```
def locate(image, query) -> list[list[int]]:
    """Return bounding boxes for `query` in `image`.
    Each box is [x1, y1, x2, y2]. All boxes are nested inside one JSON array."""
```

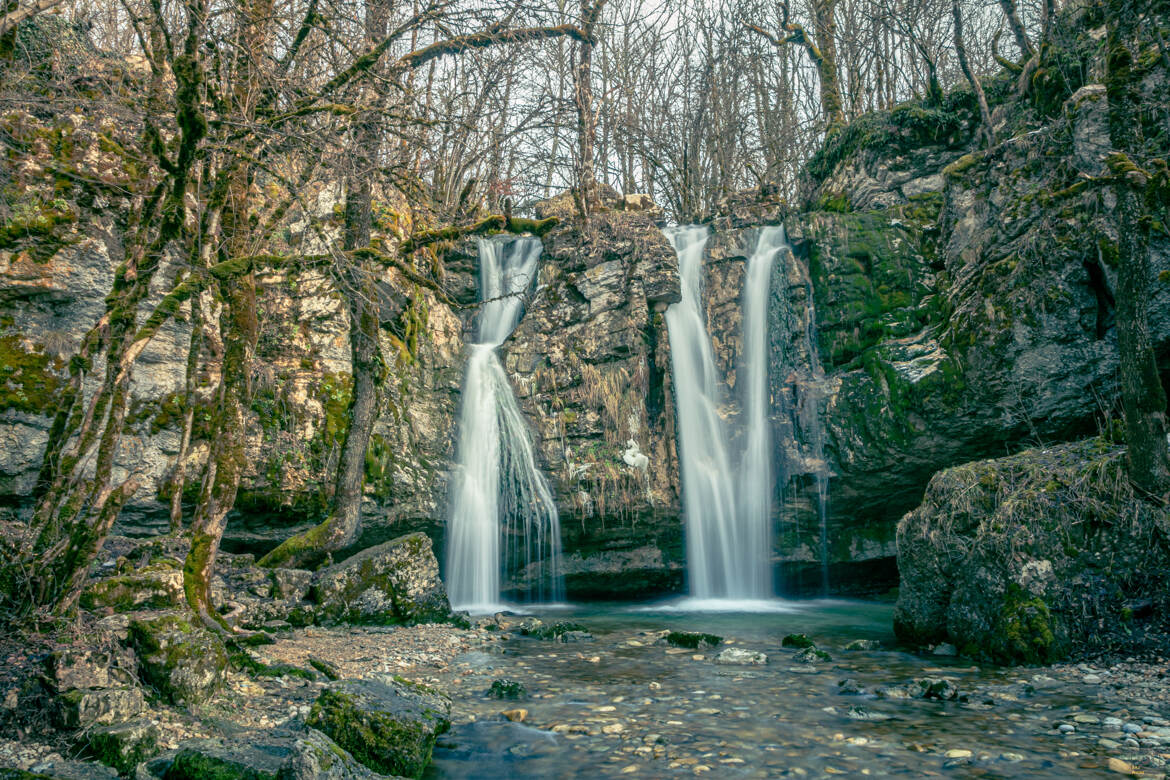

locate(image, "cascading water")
[[664, 225, 785, 602], [446, 235, 562, 613], [737, 226, 788, 595]]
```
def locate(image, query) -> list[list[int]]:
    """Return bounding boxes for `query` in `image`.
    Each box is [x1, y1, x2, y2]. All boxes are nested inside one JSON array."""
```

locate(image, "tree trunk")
[[1104, 0, 1170, 499], [258, 0, 388, 570], [952, 0, 995, 149], [811, 0, 844, 127], [995, 0, 1034, 59], [574, 0, 607, 226], [183, 0, 271, 627]]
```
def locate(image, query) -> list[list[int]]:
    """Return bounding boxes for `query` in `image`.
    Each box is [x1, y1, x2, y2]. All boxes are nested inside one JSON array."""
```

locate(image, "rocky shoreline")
[[5, 610, 1170, 778]]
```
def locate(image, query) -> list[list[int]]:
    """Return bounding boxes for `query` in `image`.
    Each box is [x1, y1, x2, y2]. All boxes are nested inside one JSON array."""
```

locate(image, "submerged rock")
[[793, 647, 832, 664], [311, 533, 451, 626], [780, 634, 815, 649], [306, 677, 451, 777], [714, 648, 768, 665], [487, 679, 527, 700], [663, 631, 722, 650]]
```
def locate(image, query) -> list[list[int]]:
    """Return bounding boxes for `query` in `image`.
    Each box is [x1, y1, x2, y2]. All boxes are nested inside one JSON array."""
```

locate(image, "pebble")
[[1107, 757, 1135, 774], [945, 749, 973, 759], [1073, 714, 1099, 724], [501, 709, 527, 722], [1122, 723, 1142, 734], [1058, 724, 1076, 734], [1083, 674, 1103, 684]]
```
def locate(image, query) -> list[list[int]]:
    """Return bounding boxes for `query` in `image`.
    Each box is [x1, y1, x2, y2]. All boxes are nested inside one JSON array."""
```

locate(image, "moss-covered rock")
[[160, 737, 289, 780], [86, 719, 161, 773], [276, 728, 386, 780], [305, 677, 451, 778], [128, 612, 228, 705], [310, 533, 451, 626], [895, 439, 1170, 664], [55, 685, 145, 729], [81, 561, 185, 612]]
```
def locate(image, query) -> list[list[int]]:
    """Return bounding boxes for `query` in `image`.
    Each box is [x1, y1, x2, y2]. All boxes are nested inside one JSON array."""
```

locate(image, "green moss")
[[487, 679, 527, 700], [781, 633, 815, 649], [0, 332, 64, 414], [166, 749, 277, 780], [997, 583, 1058, 665], [665, 631, 723, 649], [229, 651, 315, 680], [306, 688, 448, 778]]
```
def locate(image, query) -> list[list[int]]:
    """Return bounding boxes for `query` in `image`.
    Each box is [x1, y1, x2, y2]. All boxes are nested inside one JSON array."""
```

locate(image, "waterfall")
[[446, 235, 562, 613], [737, 226, 788, 596], [664, 225, 784, 601]]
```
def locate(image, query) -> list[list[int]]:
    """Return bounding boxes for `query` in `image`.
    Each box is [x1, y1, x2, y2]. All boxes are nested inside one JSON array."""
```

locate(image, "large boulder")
[[894, 439, 1170, 663], [305, 677, 451, 778], [128, 613, 228, 705], [311, 533, 451, 626], [277, 728, 389, 780]]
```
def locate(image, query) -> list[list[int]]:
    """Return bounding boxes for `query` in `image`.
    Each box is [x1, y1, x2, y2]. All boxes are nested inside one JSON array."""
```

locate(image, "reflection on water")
[[427, 601, 1114, 779]]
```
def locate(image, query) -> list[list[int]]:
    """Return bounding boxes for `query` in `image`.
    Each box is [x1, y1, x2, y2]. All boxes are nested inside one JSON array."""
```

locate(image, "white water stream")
[[446, 236, 562, 613], [664, 225, 786, 600]]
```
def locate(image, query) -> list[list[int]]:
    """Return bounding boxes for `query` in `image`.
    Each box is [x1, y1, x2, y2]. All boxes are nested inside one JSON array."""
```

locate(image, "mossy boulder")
[[128, 613, 228, 705], [86, 719, 161, 773], [664, 631, 722, 650], [81, 562, 185, 612], [895, 439, 1170, 664], [310, 533, 451, 626], [305, 677, 451, 778], [276, 728, 387, 780], [157, 736, 290, 779]]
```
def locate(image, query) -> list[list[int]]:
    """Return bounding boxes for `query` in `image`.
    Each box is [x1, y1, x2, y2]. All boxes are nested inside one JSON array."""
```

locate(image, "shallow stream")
[[427, 600, 1142, 778]]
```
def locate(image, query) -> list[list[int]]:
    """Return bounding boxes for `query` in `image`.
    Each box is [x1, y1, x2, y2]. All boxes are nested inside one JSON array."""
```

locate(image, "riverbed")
[[428, 599, 1168, 778]]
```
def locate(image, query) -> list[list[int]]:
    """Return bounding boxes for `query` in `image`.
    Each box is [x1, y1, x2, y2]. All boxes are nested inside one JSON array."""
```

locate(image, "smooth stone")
[[1058, 724, 1076, 734], [945, 749, 973, 759], [501, 709, 528, 722]]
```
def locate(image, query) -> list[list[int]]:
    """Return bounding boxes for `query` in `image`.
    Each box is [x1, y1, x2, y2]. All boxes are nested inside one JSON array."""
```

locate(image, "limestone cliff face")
[[699, 67, 1170, 594], [502, 197, 683, 598]]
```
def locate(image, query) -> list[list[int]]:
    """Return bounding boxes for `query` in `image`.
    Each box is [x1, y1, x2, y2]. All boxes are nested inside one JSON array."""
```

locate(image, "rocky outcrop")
[[128, 613, 228, 705], [894, 439, 1170, 663], [306, 677, 451, 778], [500, 195, 684, 598], [310, 532, 451, 626]]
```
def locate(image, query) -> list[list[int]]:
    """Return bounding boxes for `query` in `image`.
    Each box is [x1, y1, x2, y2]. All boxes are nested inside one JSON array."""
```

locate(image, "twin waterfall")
[[446, 227, 794, 610], [665, 225, 787, 602], [446, 236, 562, 612]]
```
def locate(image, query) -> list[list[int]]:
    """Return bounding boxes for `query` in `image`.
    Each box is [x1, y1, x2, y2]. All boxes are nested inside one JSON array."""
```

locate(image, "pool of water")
[[426, 599, 1123, 778]]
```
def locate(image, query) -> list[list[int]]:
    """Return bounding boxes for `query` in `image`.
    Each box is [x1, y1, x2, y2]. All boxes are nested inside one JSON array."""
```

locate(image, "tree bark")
[[1104, 0, 1170, 499], [952, 0, 995, 149], [995, 0, 1034, 59], [573, 0, 607, 226]]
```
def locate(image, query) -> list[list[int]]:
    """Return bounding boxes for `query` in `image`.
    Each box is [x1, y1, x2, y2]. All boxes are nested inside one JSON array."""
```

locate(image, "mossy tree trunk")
[[1104, 0, 1170, 500], [1, 7, 210, 620], [259, 0, 388, 571], [573, 0, 608, 227], [183, 0, 271, 627], [952, 0, 995, 149]]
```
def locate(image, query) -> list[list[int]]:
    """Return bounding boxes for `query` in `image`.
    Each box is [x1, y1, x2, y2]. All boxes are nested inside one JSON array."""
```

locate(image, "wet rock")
[[501, 709, 528, 723], [128, 613, 228, 705], [781, 634, 814, 649], [487, 679, 527, 700], [931, 643, 958, 656], [837, 679, 865, 695], [306, 677, 451, 777], [277, 728, 386, 780], [663, 632, 722, 650], [85, 719, 160, 773], [312, 533, 452, 626], [519, 621, 589, 641], [559, 630, 594, 643], [793, 647, 832, 664], [914, 678, 960, 701], [843, 639, 881, 651], [714, 648, 767, 665]]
